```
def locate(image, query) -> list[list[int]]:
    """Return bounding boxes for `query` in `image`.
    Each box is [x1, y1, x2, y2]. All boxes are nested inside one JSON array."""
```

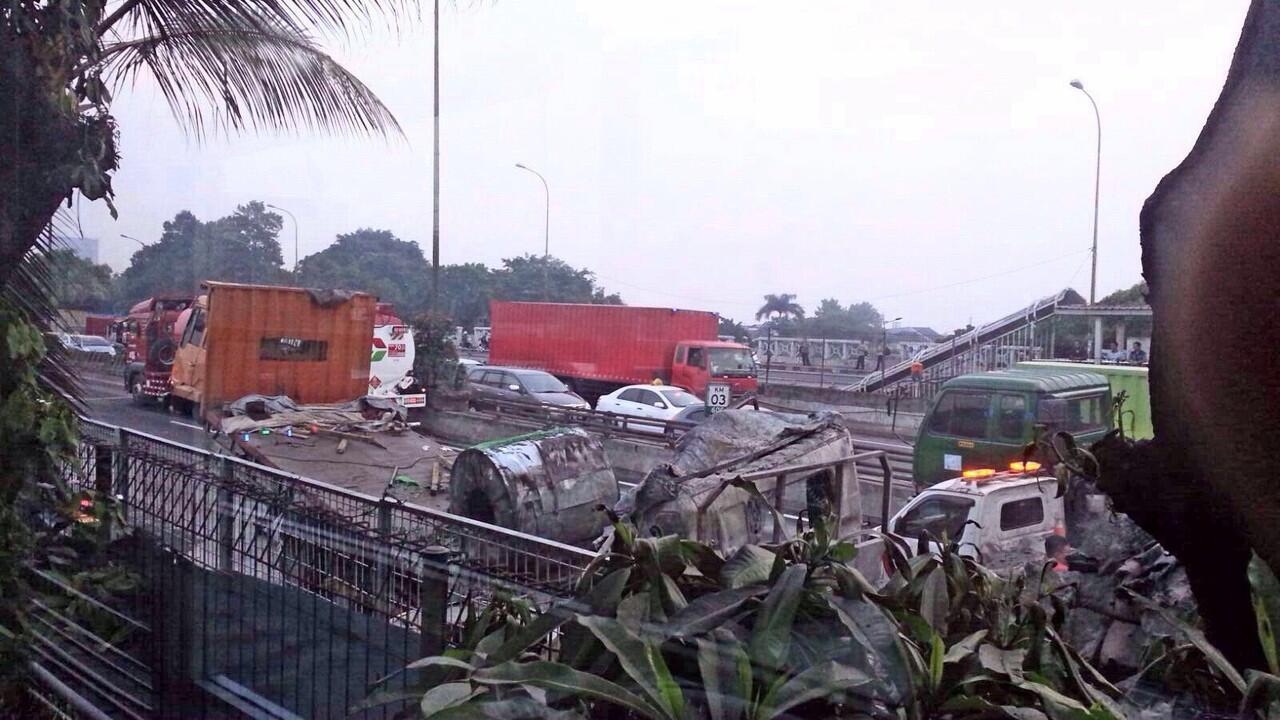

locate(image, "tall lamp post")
[[1070, 79, 1102, 305], [879, 316, 902, 375], [430, 0, 441, 311], [265, 203, 299, 279], [120, 234, 146, 248], [515, 163, 550, 299]]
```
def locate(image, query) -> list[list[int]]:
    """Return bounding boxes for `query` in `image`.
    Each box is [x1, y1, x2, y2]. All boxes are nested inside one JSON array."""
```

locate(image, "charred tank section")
[[619, 410, 858, 552], [449, 428, 619, 546]]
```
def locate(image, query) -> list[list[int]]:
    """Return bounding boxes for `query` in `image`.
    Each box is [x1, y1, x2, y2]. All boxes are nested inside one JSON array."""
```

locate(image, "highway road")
[[75, 371, 219, 449]]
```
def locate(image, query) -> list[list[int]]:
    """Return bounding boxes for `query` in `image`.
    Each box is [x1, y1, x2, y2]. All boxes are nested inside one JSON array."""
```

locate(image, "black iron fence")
[[53, 418, 595, 718]]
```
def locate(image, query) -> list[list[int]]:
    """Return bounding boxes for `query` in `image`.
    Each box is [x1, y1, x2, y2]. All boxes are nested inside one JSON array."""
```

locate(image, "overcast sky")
[[78, 2, 1250, 331]]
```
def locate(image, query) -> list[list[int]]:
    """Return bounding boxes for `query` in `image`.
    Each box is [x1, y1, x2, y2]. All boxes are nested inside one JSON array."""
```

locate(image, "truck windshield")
[[520, 373, 568, 393], [708, 348, 755, 375]]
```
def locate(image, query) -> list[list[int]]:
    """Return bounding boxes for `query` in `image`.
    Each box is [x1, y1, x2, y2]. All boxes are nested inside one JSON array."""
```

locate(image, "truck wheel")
[[129, 375, 148, 406]]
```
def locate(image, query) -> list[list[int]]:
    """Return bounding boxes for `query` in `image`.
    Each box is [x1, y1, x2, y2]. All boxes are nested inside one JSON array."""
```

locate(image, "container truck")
[[170, 282, 375, 420], [487, 300, 758, 402]]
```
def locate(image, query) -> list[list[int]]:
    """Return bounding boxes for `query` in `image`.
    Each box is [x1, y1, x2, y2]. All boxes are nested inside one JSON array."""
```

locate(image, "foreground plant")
[[374, 510, 1124, 719]]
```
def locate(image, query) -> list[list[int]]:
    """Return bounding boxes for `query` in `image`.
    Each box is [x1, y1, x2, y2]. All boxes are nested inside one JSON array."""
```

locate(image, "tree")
[[807, 298, 882, 340], [1097, 281, 1148, 306], [297, 228, 430, 314], [435, 263, 494, 328], [755, 294, 805, 383], [118, 203, 288, 304], [492, 255, 622, 305], [718, 316, 748, 341], [47, 249, 116, 312]]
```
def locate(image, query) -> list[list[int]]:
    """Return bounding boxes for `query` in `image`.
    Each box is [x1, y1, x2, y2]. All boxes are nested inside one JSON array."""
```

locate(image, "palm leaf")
[[100, 19, 402, 138]]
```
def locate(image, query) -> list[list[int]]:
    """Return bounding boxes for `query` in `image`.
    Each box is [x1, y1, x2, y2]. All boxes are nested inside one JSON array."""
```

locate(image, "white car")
[[63, 333, 117, 357], [595, 384, 703, 433]]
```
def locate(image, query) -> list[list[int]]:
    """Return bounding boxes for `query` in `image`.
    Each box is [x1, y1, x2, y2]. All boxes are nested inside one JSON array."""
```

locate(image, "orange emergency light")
[[961, 468, 996, 480], [1008, 461, 1042, 473]]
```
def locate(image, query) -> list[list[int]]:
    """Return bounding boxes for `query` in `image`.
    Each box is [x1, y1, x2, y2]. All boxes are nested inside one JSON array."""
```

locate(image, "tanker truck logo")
[[371, 337, 387, 362]]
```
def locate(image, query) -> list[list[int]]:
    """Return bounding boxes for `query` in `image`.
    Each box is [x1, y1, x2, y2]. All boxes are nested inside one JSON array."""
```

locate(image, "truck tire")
[[129, 374, 148, 406], [149, 338, 177, 367]]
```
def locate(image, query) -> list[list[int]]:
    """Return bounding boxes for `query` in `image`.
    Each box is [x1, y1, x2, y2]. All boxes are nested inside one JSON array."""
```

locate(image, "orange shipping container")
[[171, 282, 375, 414]]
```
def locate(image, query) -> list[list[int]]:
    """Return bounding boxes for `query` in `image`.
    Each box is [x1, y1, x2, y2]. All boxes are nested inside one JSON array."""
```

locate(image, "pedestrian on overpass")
[[799, 342, 811, 367], [855, 344, 867, 370]]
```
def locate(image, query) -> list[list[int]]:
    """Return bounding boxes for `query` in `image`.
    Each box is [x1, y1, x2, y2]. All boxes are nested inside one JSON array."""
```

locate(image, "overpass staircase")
[[847, 288, 1086, 395]]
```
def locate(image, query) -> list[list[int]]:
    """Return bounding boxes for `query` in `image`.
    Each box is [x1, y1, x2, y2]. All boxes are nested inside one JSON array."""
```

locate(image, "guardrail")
[[471, 395, 918, 485], [66, 419, 596, 603]]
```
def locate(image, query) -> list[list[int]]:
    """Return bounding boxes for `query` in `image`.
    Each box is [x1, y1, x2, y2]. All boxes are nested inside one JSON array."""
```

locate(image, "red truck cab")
[[122, 295, 193, 405], [671, 340, 758, 396]]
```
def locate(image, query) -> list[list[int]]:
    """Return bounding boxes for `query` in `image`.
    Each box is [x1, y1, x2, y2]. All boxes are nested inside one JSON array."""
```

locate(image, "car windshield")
[[77, 336, 111, 347], [519, 373, 568, 393], [660, 388, 700, 407], [708, 348, 755, 374]]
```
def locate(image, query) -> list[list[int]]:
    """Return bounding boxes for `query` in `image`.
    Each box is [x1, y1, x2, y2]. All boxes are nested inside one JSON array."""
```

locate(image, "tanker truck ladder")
[[847, 288, 1087, 395]]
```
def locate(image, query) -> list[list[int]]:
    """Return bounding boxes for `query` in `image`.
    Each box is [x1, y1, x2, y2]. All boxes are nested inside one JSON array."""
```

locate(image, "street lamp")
[[514, 163, 550, 257], [265, 203, 299, 279], [515, 163, 551, 300], [879, 316, 902, 374], [1070, 78, 1102, 304], [120, 234, 146, 248]]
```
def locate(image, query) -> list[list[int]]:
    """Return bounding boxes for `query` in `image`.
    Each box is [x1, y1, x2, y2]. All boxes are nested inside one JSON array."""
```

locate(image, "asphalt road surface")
[[75, 371, 219, 450]]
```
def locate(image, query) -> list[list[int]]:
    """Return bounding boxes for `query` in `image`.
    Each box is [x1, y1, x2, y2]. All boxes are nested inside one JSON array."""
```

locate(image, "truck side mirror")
[[1036, 398, 1068, 426]]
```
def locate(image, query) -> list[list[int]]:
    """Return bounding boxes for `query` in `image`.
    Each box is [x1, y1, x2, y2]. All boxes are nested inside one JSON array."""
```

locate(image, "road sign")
[[705, 382, 731, 413]]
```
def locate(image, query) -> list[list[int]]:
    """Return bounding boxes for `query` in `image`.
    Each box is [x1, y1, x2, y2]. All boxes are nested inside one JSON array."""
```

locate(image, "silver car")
[[466, 366, 589, 410]]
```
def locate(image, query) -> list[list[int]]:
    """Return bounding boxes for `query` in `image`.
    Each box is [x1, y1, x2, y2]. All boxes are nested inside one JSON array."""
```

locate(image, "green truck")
[[912, 363, 1153, 486], [912, 366, 1113, 486]]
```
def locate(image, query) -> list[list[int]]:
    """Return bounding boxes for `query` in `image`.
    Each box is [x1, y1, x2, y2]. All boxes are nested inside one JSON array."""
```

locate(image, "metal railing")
[[849, 288, 1085, 395], [474, 396, 702, 446], [60, 418, 601, 717]]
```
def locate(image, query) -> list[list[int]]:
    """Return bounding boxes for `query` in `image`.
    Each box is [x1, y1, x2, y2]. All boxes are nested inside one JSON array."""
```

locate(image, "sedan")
[[466, 366, 589, 410], [595, 384, 703, 434]]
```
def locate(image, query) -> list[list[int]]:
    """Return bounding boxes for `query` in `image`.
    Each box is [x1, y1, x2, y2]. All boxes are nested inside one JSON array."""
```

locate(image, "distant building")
[[60, 236, 100, 263]]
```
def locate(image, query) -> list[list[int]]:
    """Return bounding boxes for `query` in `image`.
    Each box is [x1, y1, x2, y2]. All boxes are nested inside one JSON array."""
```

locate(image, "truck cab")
[[121, 295, 193, 405], [912, 367, 1112, 486], [888, 468, 1067, 571], [670, 340, 758, 396]]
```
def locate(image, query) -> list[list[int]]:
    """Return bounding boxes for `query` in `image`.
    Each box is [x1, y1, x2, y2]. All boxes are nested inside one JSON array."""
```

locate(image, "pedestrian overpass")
[[847, 288, 1153, 396]]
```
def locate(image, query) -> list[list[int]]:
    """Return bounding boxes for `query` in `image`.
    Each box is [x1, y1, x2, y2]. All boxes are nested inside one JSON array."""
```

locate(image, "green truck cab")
[[913, 367, 1113, 486]]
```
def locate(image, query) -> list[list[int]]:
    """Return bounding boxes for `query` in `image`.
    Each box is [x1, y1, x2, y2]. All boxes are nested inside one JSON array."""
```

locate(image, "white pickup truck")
[[884, 467, 1092, 571]]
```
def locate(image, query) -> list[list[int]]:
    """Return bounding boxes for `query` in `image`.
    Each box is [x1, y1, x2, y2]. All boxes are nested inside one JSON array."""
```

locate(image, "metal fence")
[[58, 418, 596, 718]]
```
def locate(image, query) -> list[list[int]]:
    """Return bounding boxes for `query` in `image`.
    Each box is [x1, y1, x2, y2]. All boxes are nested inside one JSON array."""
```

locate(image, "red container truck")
[[488, 301, 758, 401]]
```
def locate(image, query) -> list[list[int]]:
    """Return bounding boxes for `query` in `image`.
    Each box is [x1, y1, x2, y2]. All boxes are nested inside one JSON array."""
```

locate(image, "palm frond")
[[98, 0, 417, 46], [101, 20, 403, 138], [12, 220, 83, 408]]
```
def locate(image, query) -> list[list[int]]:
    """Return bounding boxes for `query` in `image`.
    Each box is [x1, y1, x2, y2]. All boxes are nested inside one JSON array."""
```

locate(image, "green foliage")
[[297, 228, 429, 314], [47, 248, 117, 312], [490, 255, 622, 306], [754, 293, 804, 324], [118, 202, 288, 303], [393, 511, 1123, 720], [806, 298, 883, 341], [1097, 282, 1148, 307]]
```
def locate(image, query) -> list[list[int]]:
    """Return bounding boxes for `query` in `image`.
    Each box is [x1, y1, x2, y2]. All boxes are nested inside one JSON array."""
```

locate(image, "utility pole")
[[430, 0, 441, 311]]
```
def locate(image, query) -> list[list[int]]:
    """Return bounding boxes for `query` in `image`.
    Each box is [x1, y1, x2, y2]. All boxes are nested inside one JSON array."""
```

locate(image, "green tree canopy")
[[118, 202, 287, 304], [807, 298, 883, 340], [491, 255, 623, 306], [1098, 281, 1149, 306], [435, 262, 493, 328], [47, 249, 116, 312], [296, 228, 430, 314]]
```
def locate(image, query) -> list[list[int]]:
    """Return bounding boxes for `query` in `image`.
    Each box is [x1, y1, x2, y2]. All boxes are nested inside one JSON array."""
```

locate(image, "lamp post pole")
[[119, 234, 146, 248], [1070, 79, 1102, 304], [515, 163, 550, 300], [265, 204, 298, 279]]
